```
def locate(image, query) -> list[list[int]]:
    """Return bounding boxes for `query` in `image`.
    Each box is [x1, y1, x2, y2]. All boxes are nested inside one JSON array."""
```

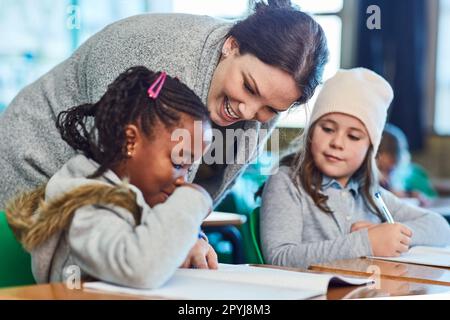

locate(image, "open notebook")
[[84, 264, 373, 300], [369, 246, 450, 268]]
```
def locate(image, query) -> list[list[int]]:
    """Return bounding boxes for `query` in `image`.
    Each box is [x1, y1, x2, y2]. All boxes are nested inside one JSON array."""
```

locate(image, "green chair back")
[[0, 211, 35, 287], [248, 207, 265, 264]]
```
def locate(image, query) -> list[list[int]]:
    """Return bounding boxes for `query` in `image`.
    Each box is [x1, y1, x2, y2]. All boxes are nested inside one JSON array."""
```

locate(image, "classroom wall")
[[277, 128, 303, 153], [406, 0, 450, 180], [413, 136, 450, 179]]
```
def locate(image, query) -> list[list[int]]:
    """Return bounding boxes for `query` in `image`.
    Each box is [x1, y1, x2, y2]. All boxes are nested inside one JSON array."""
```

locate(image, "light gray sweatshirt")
[[0, 13, 278, 209], [29, 154, 212, 289], [261, 166, 450, 269]]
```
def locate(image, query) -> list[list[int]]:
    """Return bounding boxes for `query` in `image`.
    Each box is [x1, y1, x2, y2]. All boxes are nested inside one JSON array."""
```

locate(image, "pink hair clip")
[[148, 71, 167, 99]]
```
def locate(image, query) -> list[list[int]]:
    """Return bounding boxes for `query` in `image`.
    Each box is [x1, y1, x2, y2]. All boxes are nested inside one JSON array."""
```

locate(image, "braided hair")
[[56, 66, 210, 177]]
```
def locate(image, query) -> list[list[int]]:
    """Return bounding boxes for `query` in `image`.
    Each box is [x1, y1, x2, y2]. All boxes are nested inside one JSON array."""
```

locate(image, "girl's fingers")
[[400, 225, 413, 237], [206, 245, 219, 269], [191, 254, 208, 269], [190, 240, 210, 269], [351, 221, 374, 232], [400, 235, 411, 246], [180, 258, 191, 269], [397, 242, 409, 253]]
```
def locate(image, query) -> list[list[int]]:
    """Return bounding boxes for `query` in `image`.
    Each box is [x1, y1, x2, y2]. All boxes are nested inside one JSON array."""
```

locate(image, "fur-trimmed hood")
[[6, 182, 140, 251], [5, 155, 144, 283]]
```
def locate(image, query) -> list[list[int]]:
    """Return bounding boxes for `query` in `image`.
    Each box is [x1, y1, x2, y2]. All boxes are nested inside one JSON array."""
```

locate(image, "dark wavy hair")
[[56, 66, 210, 178], [227, 0, 329, 105]]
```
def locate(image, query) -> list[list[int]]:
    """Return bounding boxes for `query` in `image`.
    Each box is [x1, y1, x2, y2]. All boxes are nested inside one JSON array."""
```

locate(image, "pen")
[[374, 192, 395, 224]]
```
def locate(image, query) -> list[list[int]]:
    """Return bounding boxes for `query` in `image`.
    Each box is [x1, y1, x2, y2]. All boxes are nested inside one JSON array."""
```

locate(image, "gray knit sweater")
[[0, 13, 278, 209]]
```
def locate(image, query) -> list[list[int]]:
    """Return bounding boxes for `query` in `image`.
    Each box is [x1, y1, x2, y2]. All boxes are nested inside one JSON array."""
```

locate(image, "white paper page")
[[84, 276, 321, 300], [192, 264, 372, 288], [369, 246, 450, 267], [84, 264, 372, 300]]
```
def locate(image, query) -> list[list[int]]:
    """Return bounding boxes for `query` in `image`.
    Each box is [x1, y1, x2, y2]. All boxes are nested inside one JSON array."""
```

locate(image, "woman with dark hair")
[[0, 0, 328, 267]]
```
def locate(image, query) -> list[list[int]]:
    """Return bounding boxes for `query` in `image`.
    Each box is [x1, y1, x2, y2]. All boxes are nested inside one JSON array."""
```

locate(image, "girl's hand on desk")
[[368, 223, 413, 257], [180, 238, 219, 270]]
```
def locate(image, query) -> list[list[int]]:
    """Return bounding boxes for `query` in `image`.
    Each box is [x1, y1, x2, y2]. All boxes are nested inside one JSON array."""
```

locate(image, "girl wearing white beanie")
[[260, 68, 450, 269]]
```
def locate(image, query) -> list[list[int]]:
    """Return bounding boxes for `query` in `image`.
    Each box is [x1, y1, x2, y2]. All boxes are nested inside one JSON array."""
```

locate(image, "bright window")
[[0, 0, 70, 111], [172, 0, 247, 18], [0, 0, 148, 111], [434, 0, 450, 135], [293, 0, 344, 14], [76, 0, 147, 45]]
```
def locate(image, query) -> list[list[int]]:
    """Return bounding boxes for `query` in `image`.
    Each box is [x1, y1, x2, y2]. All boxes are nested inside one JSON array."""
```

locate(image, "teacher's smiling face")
[[207, 37, 301, 127]]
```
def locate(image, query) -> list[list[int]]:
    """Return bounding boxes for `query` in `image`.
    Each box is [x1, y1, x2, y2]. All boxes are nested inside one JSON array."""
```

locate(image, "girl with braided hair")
[[6, 66, 215, 289]]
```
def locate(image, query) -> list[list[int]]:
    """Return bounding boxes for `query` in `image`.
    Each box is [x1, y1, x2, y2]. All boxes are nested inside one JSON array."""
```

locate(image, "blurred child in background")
[[376, 123, 438, 206]]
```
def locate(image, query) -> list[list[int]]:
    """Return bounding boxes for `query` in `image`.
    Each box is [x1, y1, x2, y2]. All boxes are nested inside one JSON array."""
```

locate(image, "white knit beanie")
[[309, 68, 394, 154]]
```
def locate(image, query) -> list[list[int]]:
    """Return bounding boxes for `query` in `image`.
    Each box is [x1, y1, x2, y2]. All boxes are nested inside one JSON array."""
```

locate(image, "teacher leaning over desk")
[[0, 0, 329, 267]]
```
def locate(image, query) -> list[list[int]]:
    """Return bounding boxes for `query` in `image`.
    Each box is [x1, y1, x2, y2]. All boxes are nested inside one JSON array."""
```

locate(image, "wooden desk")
[[310, 258, 450, 287], [256, 264, 450, 299], [1, 266, 449, 300], [0, 283, 150, 300], [325, 278, 449, 300]]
